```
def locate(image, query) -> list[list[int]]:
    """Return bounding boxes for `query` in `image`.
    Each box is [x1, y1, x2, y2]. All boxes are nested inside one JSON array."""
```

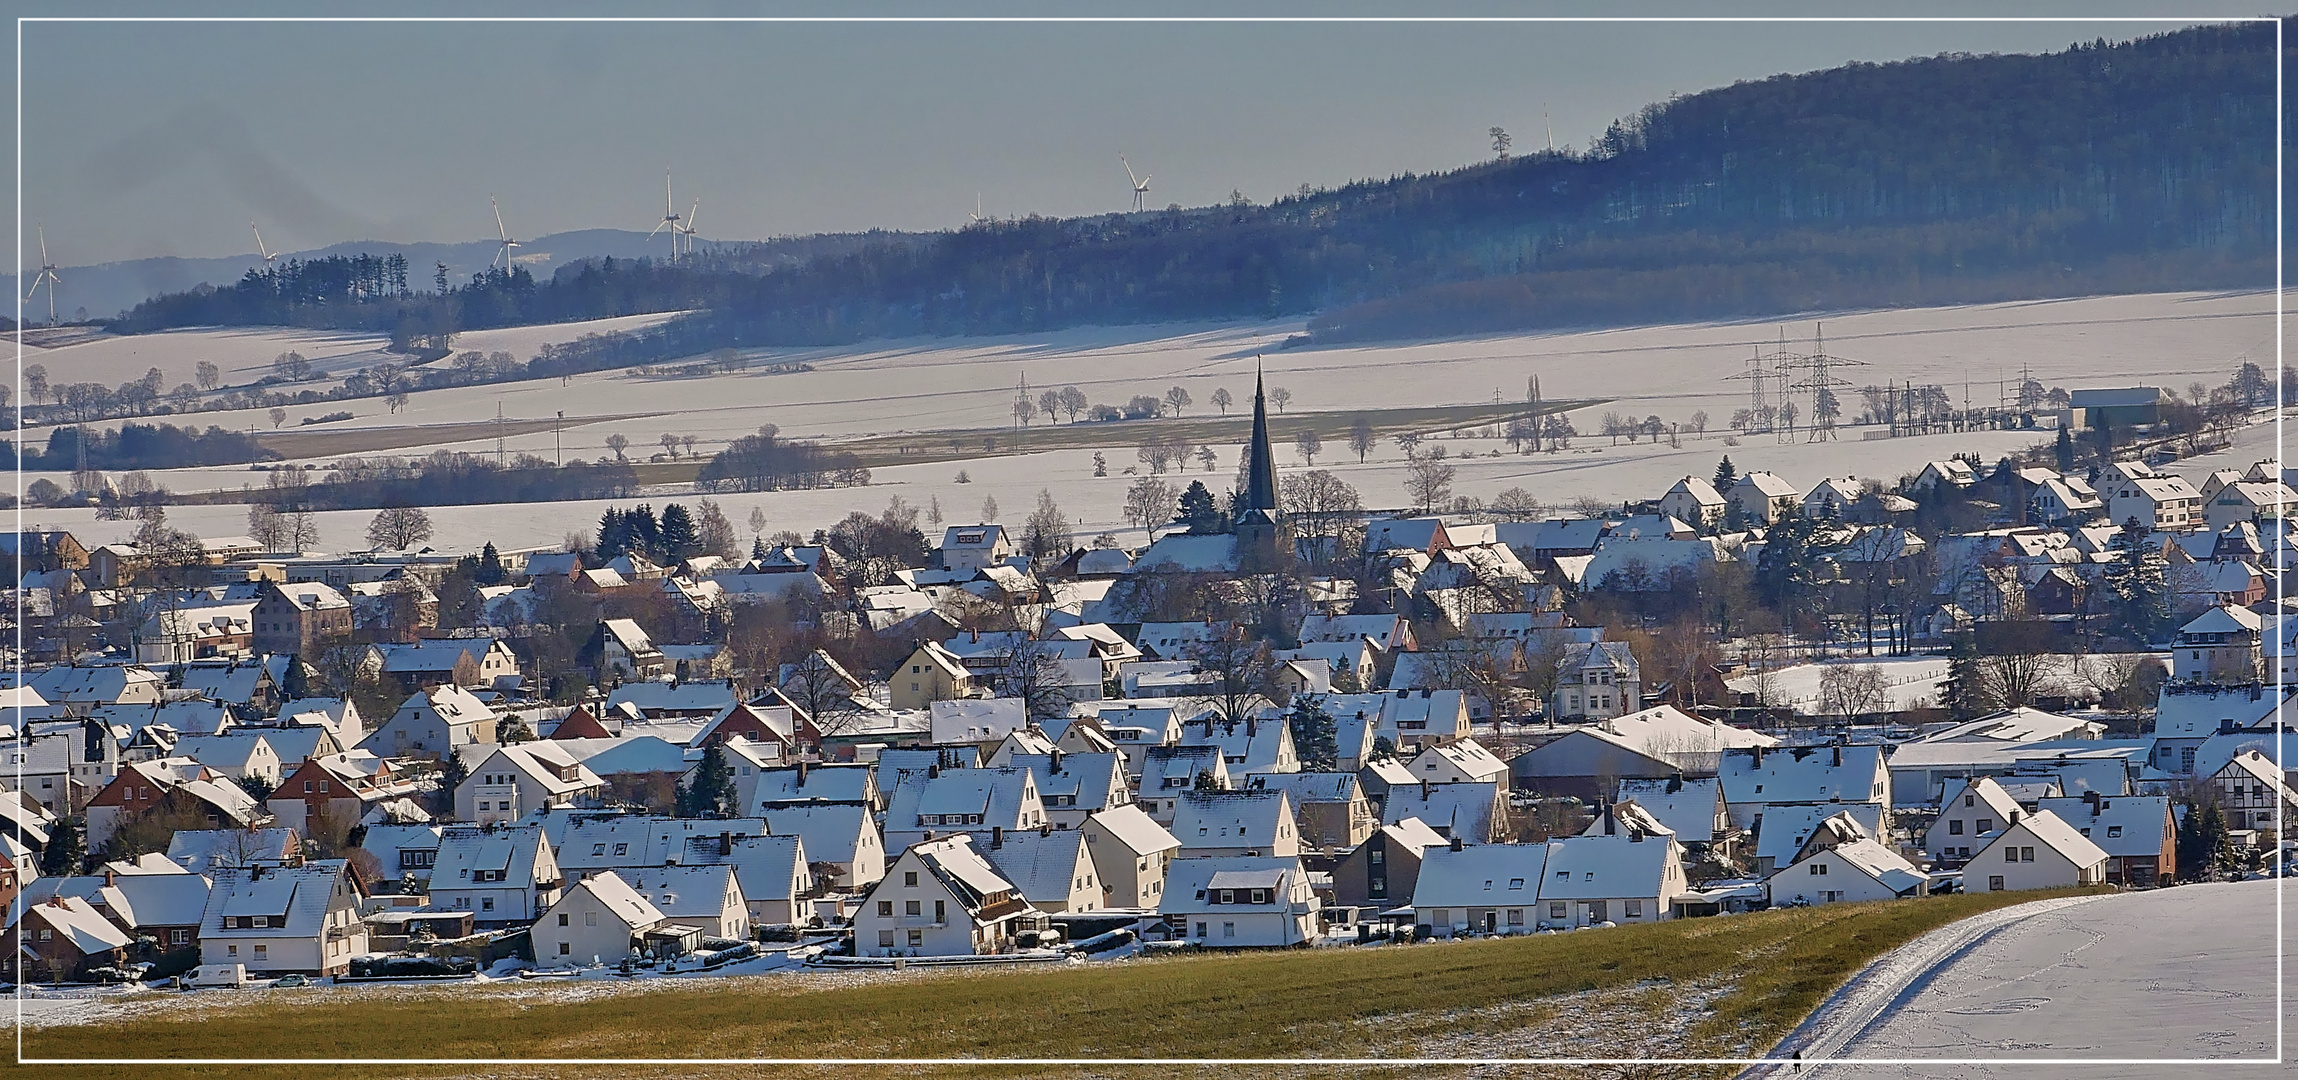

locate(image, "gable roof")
[[570, 871, 668, 928], [1408, 842, 1549, 910]]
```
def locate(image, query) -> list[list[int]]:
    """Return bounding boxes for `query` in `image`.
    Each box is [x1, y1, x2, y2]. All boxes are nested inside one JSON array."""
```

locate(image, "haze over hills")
[[47, 22, 2281, 360], [2, 228, 924, 325]]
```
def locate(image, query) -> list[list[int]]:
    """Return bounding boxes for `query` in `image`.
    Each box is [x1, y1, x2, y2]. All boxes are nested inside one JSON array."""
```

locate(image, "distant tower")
[[1235, 360, 1282, 566]]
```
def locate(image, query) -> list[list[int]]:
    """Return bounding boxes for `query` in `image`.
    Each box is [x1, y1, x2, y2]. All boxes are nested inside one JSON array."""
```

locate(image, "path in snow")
[[1744, 880, 2283, 1079]]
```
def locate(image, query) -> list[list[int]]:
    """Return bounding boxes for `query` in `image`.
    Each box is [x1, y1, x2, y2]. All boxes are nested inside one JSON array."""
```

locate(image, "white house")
[[1925, 776, 2025, 866], [684, 833, 813, 928], [1160, 855, 1319, 947], [1727, 471, 1802, 525], [1966, 809, 2110, 892], [1767, 836, 1929, 906], [457, 742, 605, 826], [358, 685, 498, 758], [1659, 476, 1726, 530], [615, 864, 749, 940], [762, 803, 885, 889], [854, 833, 1045, 956], [1404, 738, 1507, 787], [1080, 804, 1180, 909], [1409, 839, 1549, 937], [429, 825, 562, 926], [1535, 811, 1688, 929], [939, 524, 1015, 572], [2105, 474, 2202, 532], [533, 871, 676, 968], [197, 860, 367, 976]]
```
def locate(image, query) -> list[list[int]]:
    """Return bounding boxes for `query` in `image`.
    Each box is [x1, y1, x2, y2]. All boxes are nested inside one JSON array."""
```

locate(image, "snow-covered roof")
[[571, 871, 669, 929], [1538, 832, 1678, 900], [978, 828, 1090, 905], [684, 833, 808, 906], [1986, 808, 2111, 867], [21, 895, 134, 955], [1752, 803, 1887, 869], [1380, 782, 1499, 841], [616, 864, 741, 922], [760, 804, 874, 866], [1718, 744, 1887, 806], [1614, 776, 1725, 841], [1819, 838, 1928, 895], [2036, 795, 2171, 858], [1083, 804, 1181, 856], [1172, 789, 1293, 849]]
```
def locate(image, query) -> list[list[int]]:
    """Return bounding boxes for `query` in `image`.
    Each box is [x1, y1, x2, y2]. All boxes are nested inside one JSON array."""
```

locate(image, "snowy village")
[[0, 352, 2289, 1006]]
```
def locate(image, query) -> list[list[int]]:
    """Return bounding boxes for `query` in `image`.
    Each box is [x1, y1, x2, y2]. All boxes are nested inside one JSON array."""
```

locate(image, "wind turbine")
[[250, 220, 279, 265], [969, 193, 984, 224], [24, 226, 60, 324], [490, 195, 521, 270], [675, 199, 702, 259], [1121, 155, 1151, 213], [647, 171, 684, 261]]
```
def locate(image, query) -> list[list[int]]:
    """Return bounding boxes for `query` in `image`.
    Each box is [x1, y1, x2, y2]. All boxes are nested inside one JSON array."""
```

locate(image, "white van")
[[191, 963, 248, 988]]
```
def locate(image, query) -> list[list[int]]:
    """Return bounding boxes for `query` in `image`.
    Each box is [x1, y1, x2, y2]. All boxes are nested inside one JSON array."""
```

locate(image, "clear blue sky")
[[10, 2, 2256, 266]]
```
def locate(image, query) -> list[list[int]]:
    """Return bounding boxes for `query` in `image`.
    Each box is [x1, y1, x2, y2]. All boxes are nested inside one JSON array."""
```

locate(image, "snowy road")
[[1746, 881, 2284, 1078]]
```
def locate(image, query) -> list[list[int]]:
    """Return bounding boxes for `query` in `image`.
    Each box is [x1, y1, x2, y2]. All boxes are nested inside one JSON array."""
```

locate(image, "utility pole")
[[555, 410, 563, 467]]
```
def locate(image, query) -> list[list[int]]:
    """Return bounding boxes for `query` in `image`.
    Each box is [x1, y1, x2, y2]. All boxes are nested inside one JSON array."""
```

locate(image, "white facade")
[[534, 872, 667, 967], [1967, 810, 2110, 892]]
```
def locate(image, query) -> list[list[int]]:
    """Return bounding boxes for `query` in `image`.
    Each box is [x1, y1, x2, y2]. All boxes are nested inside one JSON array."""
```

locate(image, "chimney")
[[1050, 749, 1063, 775], [1419, 780, 1431, 801], [1753, 746, 1765, 768], [927, 764, 940, 780], [1666, 773, 1683, 794], [990, 826, 1004, 849], [1449, 836, 1463, 852], [795, 760, 808, 787], [1602, 802, 1616, 835], [720, 831, 733, 856], [2083, 790, 2103, 816], [1832, 745, 1842, 768], [103, 870, 116, 888]]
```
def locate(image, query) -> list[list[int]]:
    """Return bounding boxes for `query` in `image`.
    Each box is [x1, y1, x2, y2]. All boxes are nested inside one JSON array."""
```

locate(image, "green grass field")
[[22, 888, 2098, 1079]]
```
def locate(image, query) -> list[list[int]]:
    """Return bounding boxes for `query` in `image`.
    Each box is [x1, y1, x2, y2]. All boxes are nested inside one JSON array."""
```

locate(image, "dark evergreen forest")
[[109, 24, 2275, 358]]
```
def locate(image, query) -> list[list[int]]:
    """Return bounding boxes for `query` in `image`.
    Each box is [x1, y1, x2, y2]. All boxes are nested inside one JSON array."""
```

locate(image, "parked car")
[[271, 974, 309, 988]]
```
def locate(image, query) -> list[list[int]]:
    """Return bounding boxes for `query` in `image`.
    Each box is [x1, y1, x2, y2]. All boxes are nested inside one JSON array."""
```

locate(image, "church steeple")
[[1235, 359, 1280, 565], [1243, 362, 1278, 515]]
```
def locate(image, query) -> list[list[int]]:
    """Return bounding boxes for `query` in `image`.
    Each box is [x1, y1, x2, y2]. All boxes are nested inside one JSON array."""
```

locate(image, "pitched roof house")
[[197, 860, 367, 976], [854, 833, 1045, 956]]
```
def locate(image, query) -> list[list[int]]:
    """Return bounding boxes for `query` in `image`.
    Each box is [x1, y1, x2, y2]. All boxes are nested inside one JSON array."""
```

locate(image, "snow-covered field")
[[1726, 658, 1952, 712], [21, 290, 2283, 554], [16, 311, 690, 394]]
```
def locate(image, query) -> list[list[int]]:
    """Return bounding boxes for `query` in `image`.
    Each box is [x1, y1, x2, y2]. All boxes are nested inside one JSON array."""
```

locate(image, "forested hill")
[[111, 22, 2273, 354]]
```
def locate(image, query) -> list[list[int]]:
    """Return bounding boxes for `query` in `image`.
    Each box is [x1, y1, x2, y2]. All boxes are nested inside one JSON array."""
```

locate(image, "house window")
[[1988, 875, 2005, 891], [879, 931, 896, 948], [906, 930, 923, 948], [558, 914, 569, 926], [2107, 826, 2123, 838], [559, 942, 571, 955], [905, 872, 919, 887], [1508, 878, 1524, 890], [935, 900, 946, 923], [1506, 909, 1524, 926], [1976, 818, 1992, 833], [482, 897, 495, 911], [228, 945, 238, 956], [1222, 922, 1235, 939], [585, 912, 597, 926], [2006, 848, 2018, 863], [2020, 847, 2034, 862], [878, 901, 894, 917], [1948, 820, 1964, 835], [171, 930, 189, 945], [1811, 863, 1828, 875], [1218, 890, 1233, 904], [1624, 900, 1643, 918], [1249, 890, 1269, 905], [613, 844, 628, 856], [1194, 922, 1207, 937], [906, 900, 921, 916], [253, 945, 267, 960]]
